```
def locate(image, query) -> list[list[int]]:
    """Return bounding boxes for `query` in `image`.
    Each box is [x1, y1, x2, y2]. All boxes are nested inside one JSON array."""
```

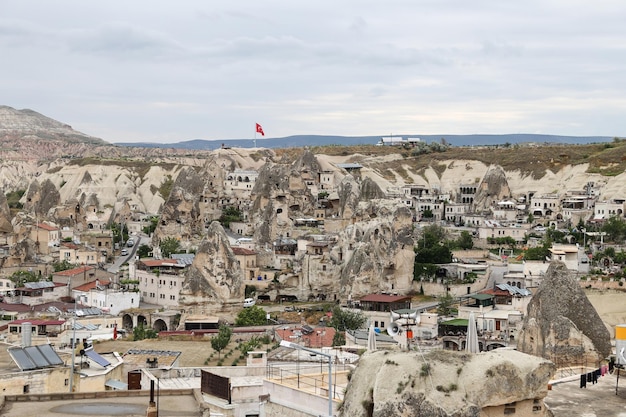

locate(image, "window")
[[23, 385, 29, 394]]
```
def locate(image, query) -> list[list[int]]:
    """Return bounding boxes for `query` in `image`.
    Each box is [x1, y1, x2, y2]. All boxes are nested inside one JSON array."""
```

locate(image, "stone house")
[[549, 243, 590, 273], [79, 231, 114, 259], [232, 247, 260, 283], [132, 258, 188, 307], [72, 279, 139, 315], [12, 281, 68, 306], [594, 199, 626, 221], [529, 193, 561, 220], [52, 265, 109, 288], [29, 222, 59, 255], [477, 220, 530, 244], [58, 243, 101, 266]]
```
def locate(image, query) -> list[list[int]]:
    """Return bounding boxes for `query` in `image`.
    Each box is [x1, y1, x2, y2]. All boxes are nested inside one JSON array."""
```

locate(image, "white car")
[[243, 298, 256, 308]]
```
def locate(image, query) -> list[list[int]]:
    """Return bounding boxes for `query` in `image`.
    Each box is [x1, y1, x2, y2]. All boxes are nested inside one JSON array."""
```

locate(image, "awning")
[[105, 379, 128, 390]]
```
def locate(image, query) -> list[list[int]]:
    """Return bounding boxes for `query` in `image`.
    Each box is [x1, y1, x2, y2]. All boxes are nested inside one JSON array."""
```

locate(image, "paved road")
[[106, 235, 142, 274]]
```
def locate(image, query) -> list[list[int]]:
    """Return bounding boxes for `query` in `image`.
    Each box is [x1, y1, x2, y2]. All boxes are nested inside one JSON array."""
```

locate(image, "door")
[[128, 370, 142, 390]]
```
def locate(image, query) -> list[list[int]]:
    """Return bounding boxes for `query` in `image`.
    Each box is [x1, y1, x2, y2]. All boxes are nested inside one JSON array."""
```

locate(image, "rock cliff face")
[[473, 165, 511, 212], [154, 167, 205, 244], [250, 151, 318, 246], [340, 349, 555, 417], [23, 178, 61, 217], [517, 261, 612, 366], [179, 221, 244, 308], [0, 193, 12, 233], [337, 200, 415, 297]]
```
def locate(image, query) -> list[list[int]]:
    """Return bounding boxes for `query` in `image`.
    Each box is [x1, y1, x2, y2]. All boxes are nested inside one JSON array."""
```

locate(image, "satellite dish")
[[387, 321, 402, 336]]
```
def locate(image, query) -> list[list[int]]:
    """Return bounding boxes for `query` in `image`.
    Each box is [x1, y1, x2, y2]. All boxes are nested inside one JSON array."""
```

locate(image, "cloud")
[[1, 1, 626, 141]]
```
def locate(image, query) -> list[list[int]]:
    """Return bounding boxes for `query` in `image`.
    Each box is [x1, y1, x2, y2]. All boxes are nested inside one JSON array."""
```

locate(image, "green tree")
[[10, 270, 39, 287], [160, 237, 181, 258], [436, 293, 456, 316], [211, 325, 232, 359], [235, 305, 267, 326], [414, 244, 452, 264], [602, 216, 626, 242], [413, 263, 438, 281], [52, 259, 76, 272], [456, 231, 474, 250], [159, 175, 174, 200], [419, 224, 447, 249], [245, 285, 257, 298], [524, 244, 551, 261], [133, 324, 158, 341], [218, 206, 243, 228], [332, 331, 346, 347], [110, 222, 129, 247], [422, 209, 434, 219], [137, 244, 152, 258], [5, 189, 25, 209], [142, 216, 159, 235], [328, 306, 366, 332]]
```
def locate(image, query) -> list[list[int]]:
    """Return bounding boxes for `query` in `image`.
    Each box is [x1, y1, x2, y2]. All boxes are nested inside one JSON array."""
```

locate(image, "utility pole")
[[69, 277, 77, 393]]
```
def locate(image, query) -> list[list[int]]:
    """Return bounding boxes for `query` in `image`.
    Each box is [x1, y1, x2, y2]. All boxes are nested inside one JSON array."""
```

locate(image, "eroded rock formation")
[[340, 349, 555, 417], [517, 261, 612, 366], [179, 221, 244, 308]]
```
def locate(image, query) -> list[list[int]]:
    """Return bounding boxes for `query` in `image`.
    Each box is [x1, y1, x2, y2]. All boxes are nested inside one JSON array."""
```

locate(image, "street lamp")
[[280, 340, 333, 417]]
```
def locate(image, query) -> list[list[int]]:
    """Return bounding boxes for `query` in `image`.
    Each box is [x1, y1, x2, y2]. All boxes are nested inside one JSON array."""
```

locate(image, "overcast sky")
[[2, 1, 626, 143]]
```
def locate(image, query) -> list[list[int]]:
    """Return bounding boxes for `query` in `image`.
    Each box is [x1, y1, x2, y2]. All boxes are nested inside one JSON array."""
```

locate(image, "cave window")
[[276, 208, 283, 214]]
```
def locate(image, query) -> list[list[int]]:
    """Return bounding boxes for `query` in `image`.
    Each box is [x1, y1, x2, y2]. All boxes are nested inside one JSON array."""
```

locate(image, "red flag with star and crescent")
[[256, 123, 265, 136]]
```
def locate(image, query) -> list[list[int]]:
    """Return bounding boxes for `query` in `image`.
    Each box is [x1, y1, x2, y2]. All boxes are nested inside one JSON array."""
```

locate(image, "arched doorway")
[[153, 319, 168, 332]]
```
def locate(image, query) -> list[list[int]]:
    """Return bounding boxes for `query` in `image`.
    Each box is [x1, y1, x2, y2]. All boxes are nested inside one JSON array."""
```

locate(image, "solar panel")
[[7, 344, 64, 371], [85, 349, 111, 367], [25, 281, 55, 289], [8, 347, 36, 371], [24, 346, 50, 368], [37, 344, 64, 366]]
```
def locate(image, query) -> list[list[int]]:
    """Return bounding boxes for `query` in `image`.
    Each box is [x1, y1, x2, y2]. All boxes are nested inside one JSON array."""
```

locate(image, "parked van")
[[243, 298, 256, 308], [127, 239, 135, 247]]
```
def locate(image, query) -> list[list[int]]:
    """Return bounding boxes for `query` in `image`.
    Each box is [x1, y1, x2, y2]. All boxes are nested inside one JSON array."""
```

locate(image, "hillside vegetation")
[[276, 138, 626, 180]]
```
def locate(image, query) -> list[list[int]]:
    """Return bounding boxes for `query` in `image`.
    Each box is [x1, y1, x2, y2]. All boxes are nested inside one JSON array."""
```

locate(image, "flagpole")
[[254, 130, 256, 148]]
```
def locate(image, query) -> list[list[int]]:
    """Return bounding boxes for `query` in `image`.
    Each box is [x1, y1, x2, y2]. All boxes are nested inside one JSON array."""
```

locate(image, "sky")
[[1, 1, 626, 143]]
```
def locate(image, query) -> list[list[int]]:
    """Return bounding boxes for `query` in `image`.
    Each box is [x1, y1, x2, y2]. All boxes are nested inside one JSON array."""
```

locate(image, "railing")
[[266, 362, 349, 401]]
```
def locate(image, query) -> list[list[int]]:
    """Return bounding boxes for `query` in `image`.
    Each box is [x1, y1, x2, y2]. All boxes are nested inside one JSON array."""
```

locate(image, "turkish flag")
[[256, 123, 265, 136]]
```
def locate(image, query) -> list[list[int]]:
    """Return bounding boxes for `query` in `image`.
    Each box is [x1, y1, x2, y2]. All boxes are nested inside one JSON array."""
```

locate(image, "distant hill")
[[0, 105, 108, 146], [116, 133, 614, 150]]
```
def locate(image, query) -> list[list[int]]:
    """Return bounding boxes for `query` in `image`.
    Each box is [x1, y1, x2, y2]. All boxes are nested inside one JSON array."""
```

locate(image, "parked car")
[[243, 298, 256, 308], [127, 239, 135, 247], [121, 248, 128, 256]]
